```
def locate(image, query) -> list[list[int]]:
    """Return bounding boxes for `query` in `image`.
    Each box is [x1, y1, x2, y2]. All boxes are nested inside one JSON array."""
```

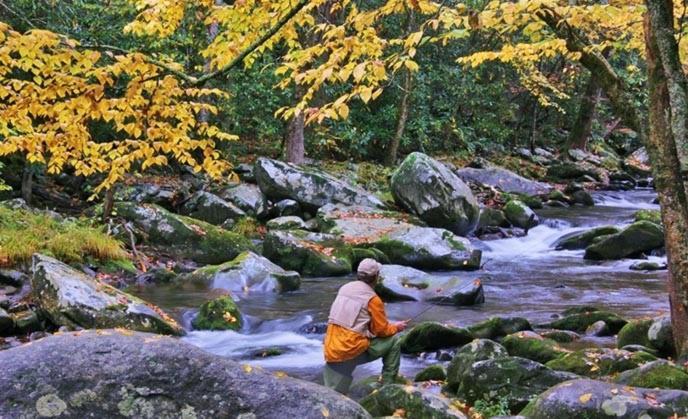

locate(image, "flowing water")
[[131, 188, 669, 382]]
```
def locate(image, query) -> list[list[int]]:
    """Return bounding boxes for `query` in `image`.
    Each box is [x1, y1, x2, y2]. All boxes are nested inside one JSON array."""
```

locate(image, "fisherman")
[[322, 258, 409, 394]]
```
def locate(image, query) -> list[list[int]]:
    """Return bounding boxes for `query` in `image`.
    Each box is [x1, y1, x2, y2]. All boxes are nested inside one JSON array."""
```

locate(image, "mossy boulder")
[[400, 322, 474, 354], [615, 360, 688, 390], [113, 202, 253, 264], [477, 208, 509, 230], [445, 339, 508, 393], [467, 317, 532, 339], [32, 254, 183, 335], [553, 226, 621, 250], [544, 310, 627, 334], [584, 221, 665, 260], [635, 209, 662, 225], [192, 296, 242, 331], [503, 200, 539, 229], [546, 161, 600, 181], [502, 331, 568, 363], [545, 348, 656, 378], [414, 365, 446, 382], [348, 375, 408, 401], [360, 384, 467, 419], [539, 330, 581, 343], [617, 319, 653, 349], [262, 230, 352, 277], [391, 152, 480, 236], [266, 216, 308, 230], [179, 191, 246, 225]]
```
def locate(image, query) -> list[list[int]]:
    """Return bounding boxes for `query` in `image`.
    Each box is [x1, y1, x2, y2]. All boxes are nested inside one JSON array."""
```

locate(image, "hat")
[[357, 258, 381, 277]]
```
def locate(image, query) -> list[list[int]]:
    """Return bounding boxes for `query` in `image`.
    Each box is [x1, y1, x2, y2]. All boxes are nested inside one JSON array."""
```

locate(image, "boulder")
[[184, 251, 300, 293], [546, 161, 601, 181], [274, 199, 302, 216], [348, 375, 409, 401], [615, 360, 688, 390], [553, 226, 621, 250], [255, 157, 385, 211], [266, 216, 308, 230], [455, 166, 552, 196], [478, 208, 509, 230], [570, 190, 594, 206], [584, 221, 665, 260], [262, 230, 352, 276], [635, 209, 662, 225], [649, 316, 675, 356], [360, 384, 467, 418], [114, 182, 183, 209], [445, 339, 508, 393], [192, 296, 242, 331], [545, 348, 656, 378], [521, 379, 688, 418], [179, 191, 246, 225], [391, 152, 479, 235], [400, 322, 474, 354], [0, 331, 370, 418], [585, 320, 611, 337], [0, 308, 14, 336], [502, 331, 568, 363], [625, 146, 652, 175], [503, 200, 539, 229], [468, 317, 532, 339], [544, 310, 627, 334], [539, 330, 580, 343], [414, 365, 447, 382], [220, 183, 268, 218], [376, 265, 484, 306], [113, 202, 253, 264], [617, 319, 653, 349], [32, 254, 183, 335]]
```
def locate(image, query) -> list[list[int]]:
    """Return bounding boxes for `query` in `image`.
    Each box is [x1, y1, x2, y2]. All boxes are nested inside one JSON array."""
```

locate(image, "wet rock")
[[0, 308, 14, 336], [255, 157, 385, 211], [468, 317, 532, 339], [275, 199, 301, 217], [617, 319, 653, 349], [545, 348, 656, 378], [570, 190, 594, 206], [414, 365, 446, 382], [192, 296, 242, 331], [521, 378, 688, 418], [391, 152, 479, 235], [539, 330, 580, 343], [220, 183, 268, 218], [629, 261, 667, 271], [455, 166, 552, 196], [114, 202, 253, 264], [478, 208, 509, 230], [502, 331, 568, 363], [634, 208, 662, 225], [266, 216, 308, 230], [615, 360, 688, 390], [179, 190, 246, 225], [584, 221, 665, 260], [376, 265, 484, 306], [649, 316, 675, 356], [445, 339, 508, 393], [32, 254, 183, 335], [400, 322, 474, 354], [543, 310, 627, 334], [503, 200, 539, 229], [553, 226, 621, 250], [586, 320, 611, 337], [184, 251, 301, 293], [298, 321, 328, 335], [262, 230, 352, 276], [360, 383, 467, 418], [0, 330, 370, 418]]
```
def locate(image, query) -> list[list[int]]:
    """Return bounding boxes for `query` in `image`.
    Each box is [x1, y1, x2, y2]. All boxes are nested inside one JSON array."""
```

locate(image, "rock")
[[445, 339, 508, 393], [348, 375, 409, 401], [0, 269, 25, 287], [456, 356, 579, 412], [629, 261, 667, 271], [400, 322, 474, 354], [546, 162, 600, 181], [468, 317, 532, 339], [360, 384, 467, 418], [544, 310, 627, 334], [179, 191, 246, 225], [255, 157, 385, 211], [615, 360, 688, 390], [649, 316, 675, 356], [635, 209, 662, 225], [478, 208, 509, 230], [262, 230, 352, 276], [414, 365, 446, 382], [617, 319, 653, 349], [184, 251, 301, 293], [192, 296, 242, 331], [220, 183, 268, 218], [115, 183, 182, 209], [376, 265, 484, 306], [275, 199, 302, 217], [13, 309, 42, 334], [553, 226, 621, 250], [0, 331, 370, 418], [621, 345, 658, 355], [539, 330, 580, 343], [391, 152, 479, 235], [455, 166, 552, 196], [586, 320, 611, 337], [503, 200, 539, 229], [114, 202, 253, 264], [521, 378, 688, 418], [625, 146, 652, 175], [32, 254, 183, 335], [267, 216, 308, 230], [534, 147, 555, 159], [584, 221, 665, 260], [517, 194, 544, 210], [234, 163, 255, 182], [502, 331, 568, 363], [545, 348, 656, 378], [571, 190, 594, 206], [0, 308, 14, 336]]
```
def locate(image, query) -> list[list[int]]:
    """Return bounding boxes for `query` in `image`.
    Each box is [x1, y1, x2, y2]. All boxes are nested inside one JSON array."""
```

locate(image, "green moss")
[[617, 319, 653, 349], [616, 361, 688, 389], [400, 321, 474, 353], [192, 296, 242, 331], [467, 317, 532, 339], [414, 365, 446, 382], [546, 311, 627, 333], [545, 348, 656, 378], [98, 258, 137, 274], [502, 333, 567, 363], [515, 194, 544, 209], [634, 209, 662, 225]]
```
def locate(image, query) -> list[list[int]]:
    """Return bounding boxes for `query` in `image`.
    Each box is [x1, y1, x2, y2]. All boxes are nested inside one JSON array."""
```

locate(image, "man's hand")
[[394, 320, 410, 332]]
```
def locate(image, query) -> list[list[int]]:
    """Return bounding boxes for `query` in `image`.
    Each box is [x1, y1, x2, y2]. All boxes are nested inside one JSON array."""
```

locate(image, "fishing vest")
[[327, 280, 377, 338]]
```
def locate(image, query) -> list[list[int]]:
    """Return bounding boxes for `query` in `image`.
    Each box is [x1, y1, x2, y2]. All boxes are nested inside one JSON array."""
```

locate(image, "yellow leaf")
[[579, 393, 593, 403], [321, 407, 330, 417], [242, 364, 253, 374]]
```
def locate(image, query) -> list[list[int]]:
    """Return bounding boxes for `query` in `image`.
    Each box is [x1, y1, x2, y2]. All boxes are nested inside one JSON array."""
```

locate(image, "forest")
[[1, 0, 688, 417]]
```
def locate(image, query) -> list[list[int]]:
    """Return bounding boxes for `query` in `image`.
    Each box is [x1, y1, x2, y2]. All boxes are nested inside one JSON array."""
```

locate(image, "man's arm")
[[368, 296, 408, 337]]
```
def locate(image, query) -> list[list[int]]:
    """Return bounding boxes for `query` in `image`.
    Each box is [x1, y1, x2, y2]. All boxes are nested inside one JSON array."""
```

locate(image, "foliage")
[[231, 217, 263, 239], [473, 395, 511, 418]]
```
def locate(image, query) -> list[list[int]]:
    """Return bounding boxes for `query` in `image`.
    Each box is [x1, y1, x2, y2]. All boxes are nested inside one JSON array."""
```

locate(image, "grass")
[[0, 206, 128, 267]]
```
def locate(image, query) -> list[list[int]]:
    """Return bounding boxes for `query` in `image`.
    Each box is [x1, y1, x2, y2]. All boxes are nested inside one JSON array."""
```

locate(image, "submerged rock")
[[455, 166, 552, 196], [553, 226, 621, 250], [262, 230, 352, 276], [179, 190, 246, 225], [584, 221, 665, 260], [0, 331, 370, 418], [192, 296, 242, 331], [467, 317, 532, 339], [391, 152, 480, 235], [360, 384, 467, 418], [445, 339, 508, 393], [32, 254, 183, 335], [400, 322, 473, 353], [545, 348, 656, 378], [503, 200, 539, 229], [615, 360, 688, 390]]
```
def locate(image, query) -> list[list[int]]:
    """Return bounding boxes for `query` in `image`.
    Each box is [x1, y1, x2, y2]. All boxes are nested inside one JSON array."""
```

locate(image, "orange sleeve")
[[368, 296, 397, 338]]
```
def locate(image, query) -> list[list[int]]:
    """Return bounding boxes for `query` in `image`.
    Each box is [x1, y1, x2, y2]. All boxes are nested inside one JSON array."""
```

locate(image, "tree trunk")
[[198, 0, 222, 124], [385, 69, 412, 166], [645, 0, 688, 357], [567, 76, 601, 151], [21, 165, 33, 205], [102, 187, 115, 222], [285, 93, 306, 164]]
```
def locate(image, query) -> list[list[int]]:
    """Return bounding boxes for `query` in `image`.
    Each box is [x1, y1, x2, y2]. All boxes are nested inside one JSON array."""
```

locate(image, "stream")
[[131, 188, 668, 383]]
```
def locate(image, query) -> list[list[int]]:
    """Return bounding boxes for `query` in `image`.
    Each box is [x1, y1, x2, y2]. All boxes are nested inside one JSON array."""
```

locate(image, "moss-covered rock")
[[360, 384, 467, 418], [262, 230, 352, 276], [192, 296, 242, 331], [545, 348, 656, 378], [348, 375, 409, 401], [617, 319, 653, 349], [414, 365, 446, 382], [584, 221, 665, 260], [544, 310, 627, 334], [539, 329, 581, 343], [503, 200, 539, 229], [649, 316, 675, 356], [635, 209, 662, 225], [615, 360, 688, 390], [400, 322, 474, 354], [445, 339, 508, 393], [502, 331, 568, 363], [553, 226, 621, 250], [477, 208, 509, 230], [467, 317, 532, 339]]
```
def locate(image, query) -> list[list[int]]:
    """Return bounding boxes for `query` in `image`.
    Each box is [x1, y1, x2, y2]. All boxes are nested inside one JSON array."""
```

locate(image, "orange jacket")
[[324, 295, 397, 363]]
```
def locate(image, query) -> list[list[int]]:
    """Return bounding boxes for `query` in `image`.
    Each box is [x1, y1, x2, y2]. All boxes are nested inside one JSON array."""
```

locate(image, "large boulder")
[[360, 384, 467, 418], [445, 339, 508, 393], [114, 202, 253, 264], [185, 251, 301, 293], [467, 317, 532, 339], [32, 254, 183, 335], [615, 360, 688, 390], [553, 226, 621, 250], [503, 200, 539, 229], [266, 216, 308, 231], [220, 183, 268, 218], [400, 322, 474, 353], [617, 319, 653, 349], [0, 331, 370, 418], [584, 221, 665, 260], [391, 152, 480, 235], [455, 166, 552, 196], [179, 191, 246, 225], [521, 379, 688, 418], [255, 158, 385, 211], [376, 265, 484, 306], [545, 348, 656, 378], [262, 230, 352, 276]]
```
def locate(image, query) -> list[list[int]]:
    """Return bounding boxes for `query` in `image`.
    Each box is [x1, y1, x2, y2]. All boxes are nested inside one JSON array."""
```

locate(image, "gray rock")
[[400, 322, 474, 353], [0, 269, 25, 287], [115, 183, 182, 209], [255, 158, 385, 211], [546, 161, 601, 181], [220, 183, 268, 218], [456, 166, 553, 196], [391, 152, 479, 235], [630, 261, 667, 271], [534, 147, 555, 159], [31, 254, 183, 335], [275, 199, 302, 216], [625, 146, 652, 175], [267, 216, 308, 231], [503, 200, 539, 229], [0, 330, 370, 419], [586, 320, 610, 337], [360, 384, 467, 418], [262, 230, 352, 276], [179, 191, 246, 225], [571, 190, 595, 206], [649, 316, 675, 356], [446, 339, 508, 393], [12, 309, 42, 334], [584, 221, 665, 260]]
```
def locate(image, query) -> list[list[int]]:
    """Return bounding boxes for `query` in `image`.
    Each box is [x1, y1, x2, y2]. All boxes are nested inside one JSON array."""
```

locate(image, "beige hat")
[[357, 258, 381, 277]]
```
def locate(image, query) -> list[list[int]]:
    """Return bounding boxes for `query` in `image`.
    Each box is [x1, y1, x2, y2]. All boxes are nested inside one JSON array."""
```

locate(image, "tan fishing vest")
[[328, 280, 378, 338]]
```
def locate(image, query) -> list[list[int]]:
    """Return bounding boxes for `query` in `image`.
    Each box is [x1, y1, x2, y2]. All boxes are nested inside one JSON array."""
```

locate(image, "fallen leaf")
[[242, 364, 253, 374], [321, 407, 330, 417], [579, 393, 592, 403]]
